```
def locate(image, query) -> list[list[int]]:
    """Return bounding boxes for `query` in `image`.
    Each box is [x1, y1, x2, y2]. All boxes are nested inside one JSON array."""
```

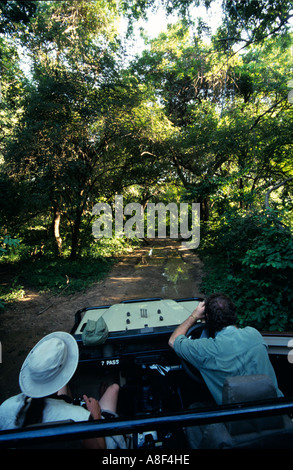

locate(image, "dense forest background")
[[0, 0, 292, 331]]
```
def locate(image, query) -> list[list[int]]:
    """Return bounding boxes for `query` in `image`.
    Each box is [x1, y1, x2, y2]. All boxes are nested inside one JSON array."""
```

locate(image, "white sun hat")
[[19, 332, 79, 398]]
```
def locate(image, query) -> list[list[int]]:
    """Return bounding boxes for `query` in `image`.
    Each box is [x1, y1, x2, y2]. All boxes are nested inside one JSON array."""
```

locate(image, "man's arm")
[[168, 301, 206, 349], [82, 395, 106, 449]]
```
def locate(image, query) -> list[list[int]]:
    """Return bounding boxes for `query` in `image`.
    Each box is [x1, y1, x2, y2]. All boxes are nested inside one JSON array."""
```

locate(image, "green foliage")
[[0, 0, 292, 329], [0, 233, 139, 308], [0, 234, 19, 256], [0, 233, 20, 308], [1, 256, 114, 299], [0, 282, 25, 308], [82, 235, 141, 258], [199, 210, 293, 331], [222, 0, 293, 45], [0, 0, 38, 35]]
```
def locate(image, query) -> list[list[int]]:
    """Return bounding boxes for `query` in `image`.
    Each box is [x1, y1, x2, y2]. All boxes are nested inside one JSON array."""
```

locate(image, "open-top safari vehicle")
[[1, 297, 293, 449]]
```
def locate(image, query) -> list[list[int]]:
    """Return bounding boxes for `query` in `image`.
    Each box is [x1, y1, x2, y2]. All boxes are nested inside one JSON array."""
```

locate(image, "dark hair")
[[15, 397, 45, 427], [15, 393, 71, 428], [204, 293, 237, 332]]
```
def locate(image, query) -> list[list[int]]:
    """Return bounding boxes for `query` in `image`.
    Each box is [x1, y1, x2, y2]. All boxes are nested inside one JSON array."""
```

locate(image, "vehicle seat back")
[[222, 374, 284, 436], [186, 374, 293, 449]]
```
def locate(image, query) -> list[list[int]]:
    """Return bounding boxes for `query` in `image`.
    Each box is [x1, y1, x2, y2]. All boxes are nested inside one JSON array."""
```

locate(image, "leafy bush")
[[0, 256, 114, 308], [0, 234, 20, 308], [0, 233, 140, 307], [15, 257, 114, 294], [199, 210, 293, 331], [0, 282, 25, 306]]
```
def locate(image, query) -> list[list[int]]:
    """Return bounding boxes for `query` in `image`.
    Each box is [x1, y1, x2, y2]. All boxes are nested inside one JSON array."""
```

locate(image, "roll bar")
[[1, 397, 293, 448]]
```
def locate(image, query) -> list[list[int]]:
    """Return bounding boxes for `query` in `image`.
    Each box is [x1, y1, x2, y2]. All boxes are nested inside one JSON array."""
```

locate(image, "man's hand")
[[168, 300, 205, 349], [82, 395, 106, 449], [83, 395, 102, 420], [191, 301, 205, 321]]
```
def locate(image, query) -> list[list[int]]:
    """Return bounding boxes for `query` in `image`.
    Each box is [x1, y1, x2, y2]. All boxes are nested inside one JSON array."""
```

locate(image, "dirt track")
[[0, 239, 204, 403]]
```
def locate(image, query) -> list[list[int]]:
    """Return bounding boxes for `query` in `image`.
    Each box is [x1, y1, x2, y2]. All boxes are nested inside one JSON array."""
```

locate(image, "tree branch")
[[265, 177, 293, 211], [249, 98, 285, 131]]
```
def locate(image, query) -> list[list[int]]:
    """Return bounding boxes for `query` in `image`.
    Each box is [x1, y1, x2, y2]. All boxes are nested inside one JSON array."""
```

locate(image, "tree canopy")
[[0, 0, 292, 330]]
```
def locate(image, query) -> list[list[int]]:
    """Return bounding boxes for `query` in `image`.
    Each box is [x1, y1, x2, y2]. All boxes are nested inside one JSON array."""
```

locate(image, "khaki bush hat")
[[19, 332, 79, 398]]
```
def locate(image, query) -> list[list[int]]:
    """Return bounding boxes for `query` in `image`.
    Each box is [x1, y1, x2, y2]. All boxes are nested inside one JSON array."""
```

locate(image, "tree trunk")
[[70, 211, 82, 260], [200, 198, 209, 221], [53, 207, 63, 256], [239, 178, 243, 209]]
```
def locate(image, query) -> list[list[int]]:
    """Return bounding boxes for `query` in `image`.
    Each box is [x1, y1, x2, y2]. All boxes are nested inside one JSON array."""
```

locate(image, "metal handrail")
[[1, 397, 293, 448]]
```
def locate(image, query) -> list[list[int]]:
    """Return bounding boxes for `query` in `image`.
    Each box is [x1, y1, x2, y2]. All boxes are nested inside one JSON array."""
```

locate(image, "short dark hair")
[[204, 293, 237, 332]]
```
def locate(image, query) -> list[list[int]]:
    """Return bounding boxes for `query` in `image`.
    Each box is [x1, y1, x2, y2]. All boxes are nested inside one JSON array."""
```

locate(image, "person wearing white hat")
[[0, 332, 123, 449]]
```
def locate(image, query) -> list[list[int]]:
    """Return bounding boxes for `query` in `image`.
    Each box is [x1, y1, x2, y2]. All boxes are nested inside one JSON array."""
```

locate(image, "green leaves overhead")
[[222, 0, 292, 45], [131, 21, 293, 216], [0, 0, 38, 35], [0, 0, 292, 289]]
